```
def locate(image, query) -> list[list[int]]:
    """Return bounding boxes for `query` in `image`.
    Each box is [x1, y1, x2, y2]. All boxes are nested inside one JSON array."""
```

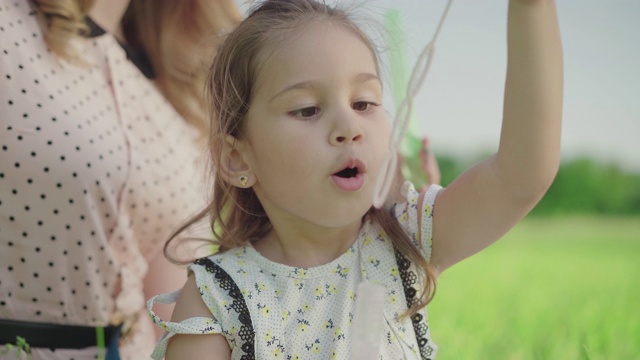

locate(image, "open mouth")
[[334, 166, 359, 178], [331, 161, 365, 192]]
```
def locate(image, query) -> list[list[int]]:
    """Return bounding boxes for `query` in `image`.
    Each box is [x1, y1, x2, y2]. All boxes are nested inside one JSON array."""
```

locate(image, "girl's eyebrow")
[[269, 72, 381, 103], [352, 72, 381, 85]]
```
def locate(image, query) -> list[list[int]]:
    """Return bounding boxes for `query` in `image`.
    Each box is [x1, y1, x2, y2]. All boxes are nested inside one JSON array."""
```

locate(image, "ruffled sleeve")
[[392, 181, 442, 261], [147, 263, 226, 359]]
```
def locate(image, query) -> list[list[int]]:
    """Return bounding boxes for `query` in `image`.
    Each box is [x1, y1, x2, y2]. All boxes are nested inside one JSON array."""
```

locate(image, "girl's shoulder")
[[388, 181, 442, 259], [190, 246, 256, 276], [392, 181, 441, 216]]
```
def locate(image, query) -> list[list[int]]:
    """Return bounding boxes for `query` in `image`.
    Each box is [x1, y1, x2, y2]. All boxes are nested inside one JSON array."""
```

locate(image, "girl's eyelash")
[[288, 101, 380, 118], [352, 101, 380, 112], [289, 106, 320, 118]]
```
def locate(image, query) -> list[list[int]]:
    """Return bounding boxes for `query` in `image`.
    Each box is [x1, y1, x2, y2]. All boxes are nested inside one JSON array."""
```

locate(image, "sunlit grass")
[[429, 216, 640, 359]]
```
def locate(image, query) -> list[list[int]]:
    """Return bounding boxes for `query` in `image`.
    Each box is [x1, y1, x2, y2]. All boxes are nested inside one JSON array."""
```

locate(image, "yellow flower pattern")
[[272, 348, 283, 357], [389, 293, 398, 304], [147, 182, 442, 360], [297, 321, 310, 333]]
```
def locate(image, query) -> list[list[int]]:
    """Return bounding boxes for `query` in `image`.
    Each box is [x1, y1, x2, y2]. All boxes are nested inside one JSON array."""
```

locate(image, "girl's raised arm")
[[430, 0, 563, 273]]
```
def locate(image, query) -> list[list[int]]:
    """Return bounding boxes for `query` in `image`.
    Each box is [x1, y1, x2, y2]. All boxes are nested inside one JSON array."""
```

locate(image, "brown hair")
[[32, 0, 95, 61], [32, 0, 241, 136], [167, 0, 436, 317]]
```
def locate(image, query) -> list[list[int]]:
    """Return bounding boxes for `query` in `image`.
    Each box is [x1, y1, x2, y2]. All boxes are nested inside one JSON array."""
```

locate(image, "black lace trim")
[[195, 258, 255, 360], [394, 249, 434, 360]]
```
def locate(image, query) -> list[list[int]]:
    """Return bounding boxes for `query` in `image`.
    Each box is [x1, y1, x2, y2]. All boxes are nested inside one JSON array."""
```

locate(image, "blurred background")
[[234, 1, 640, 358], [368, 2, 639, 359], [383, 0, 640, 172]]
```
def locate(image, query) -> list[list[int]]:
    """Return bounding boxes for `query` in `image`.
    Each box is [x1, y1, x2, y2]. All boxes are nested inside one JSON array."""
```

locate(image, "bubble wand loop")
[[372, 0, 454, 209]]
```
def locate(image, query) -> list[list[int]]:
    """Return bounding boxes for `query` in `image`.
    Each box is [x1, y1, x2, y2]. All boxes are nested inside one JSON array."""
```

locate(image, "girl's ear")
[[220, 135, 255, 188]]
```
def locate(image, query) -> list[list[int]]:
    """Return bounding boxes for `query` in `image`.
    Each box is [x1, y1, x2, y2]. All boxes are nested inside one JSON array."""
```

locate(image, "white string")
[[372, 0, 454, 208]]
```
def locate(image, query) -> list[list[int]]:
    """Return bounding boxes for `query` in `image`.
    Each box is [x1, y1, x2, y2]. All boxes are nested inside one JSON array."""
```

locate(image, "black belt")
[[0, 318, 121, 349]]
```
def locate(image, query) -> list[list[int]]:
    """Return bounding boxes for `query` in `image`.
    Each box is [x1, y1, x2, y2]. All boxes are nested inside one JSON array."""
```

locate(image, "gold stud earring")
[[239, 175, 248, 187]]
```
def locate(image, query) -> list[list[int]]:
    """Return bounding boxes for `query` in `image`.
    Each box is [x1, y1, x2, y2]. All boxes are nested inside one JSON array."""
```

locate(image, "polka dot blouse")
[[0, 2, 209, 359]]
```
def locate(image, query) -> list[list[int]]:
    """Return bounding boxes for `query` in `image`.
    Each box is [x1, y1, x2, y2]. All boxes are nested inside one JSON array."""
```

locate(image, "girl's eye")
[[352, 101, 376, 112], [290, 106, 319, 118]]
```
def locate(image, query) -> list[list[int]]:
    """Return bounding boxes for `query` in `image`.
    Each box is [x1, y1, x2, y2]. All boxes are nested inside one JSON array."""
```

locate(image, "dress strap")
[[147, 257, 258, 359], [194, 258, 256, 359], [394, 248, 436, 360]]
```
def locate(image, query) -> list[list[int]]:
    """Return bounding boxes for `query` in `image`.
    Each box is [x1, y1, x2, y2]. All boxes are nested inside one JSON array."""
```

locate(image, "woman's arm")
[[419, 137, 441, 189], [165, 274, 231, 360], [143, 255, 187, 338], [431, 0, 563, 273]]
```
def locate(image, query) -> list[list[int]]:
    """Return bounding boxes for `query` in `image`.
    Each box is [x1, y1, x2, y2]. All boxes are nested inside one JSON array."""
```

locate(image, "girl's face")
[[240, 21, 390, 230]]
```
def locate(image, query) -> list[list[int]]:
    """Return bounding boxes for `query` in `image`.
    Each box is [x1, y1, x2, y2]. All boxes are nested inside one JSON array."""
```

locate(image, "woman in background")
[[0, 0, 239, 358], [419, 136, 441, 188]]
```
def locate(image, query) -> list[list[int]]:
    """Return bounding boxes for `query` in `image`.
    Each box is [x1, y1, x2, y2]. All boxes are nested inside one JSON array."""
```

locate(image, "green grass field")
[[428, 216, 640, 360]]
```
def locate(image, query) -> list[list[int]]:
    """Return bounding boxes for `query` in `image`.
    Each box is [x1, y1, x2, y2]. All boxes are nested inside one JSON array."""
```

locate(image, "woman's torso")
[[0, 2, 208, 358]]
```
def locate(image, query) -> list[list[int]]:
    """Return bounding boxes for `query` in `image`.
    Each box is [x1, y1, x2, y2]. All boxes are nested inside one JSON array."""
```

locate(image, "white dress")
[[149, 183, 441, 360], [0, 1, 209, 358]]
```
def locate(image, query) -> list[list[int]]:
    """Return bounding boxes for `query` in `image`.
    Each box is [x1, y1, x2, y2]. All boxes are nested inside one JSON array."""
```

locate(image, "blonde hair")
[[32, 0, 241, 136], [166, 0, 436, 318], [33, 0, 95, 61]]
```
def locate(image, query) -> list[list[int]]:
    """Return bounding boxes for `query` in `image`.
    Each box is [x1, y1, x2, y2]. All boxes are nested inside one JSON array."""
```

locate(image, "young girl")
[[148, 0, 563, 359]]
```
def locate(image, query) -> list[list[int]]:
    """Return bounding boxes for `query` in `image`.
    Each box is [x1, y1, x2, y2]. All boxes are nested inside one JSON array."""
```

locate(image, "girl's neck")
[[87, 0, 131, 43], [253, 220, 362, 268]]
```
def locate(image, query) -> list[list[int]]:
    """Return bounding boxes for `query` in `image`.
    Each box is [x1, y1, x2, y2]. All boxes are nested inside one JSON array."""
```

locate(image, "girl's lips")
[[332, 172, 364, 191]]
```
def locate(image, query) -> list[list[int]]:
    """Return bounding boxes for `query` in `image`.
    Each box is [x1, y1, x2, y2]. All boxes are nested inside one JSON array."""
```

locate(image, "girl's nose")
[[329, 114, 364, 146], [333, 132, 363, 144]]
